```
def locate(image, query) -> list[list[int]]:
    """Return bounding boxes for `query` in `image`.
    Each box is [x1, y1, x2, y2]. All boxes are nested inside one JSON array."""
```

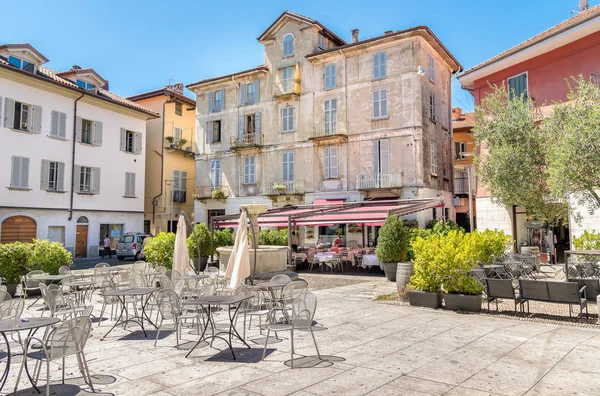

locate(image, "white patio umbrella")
[[172, 214, 190, 278], [224, 211, 251, 289]]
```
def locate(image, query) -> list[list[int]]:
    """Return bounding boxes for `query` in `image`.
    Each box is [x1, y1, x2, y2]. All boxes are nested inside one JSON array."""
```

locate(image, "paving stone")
[[302, 367, 399, 396]]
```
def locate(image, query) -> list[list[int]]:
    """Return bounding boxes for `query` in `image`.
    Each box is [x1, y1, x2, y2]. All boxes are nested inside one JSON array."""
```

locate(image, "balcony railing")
[[165, 128, 197, 156], [194, 185, 229, 200], [317, 180, 343, 192], [265, 180, 304, 196], [356, 173, 402, 190], [454, 173, 476, 196], [309, 123, 347, 140], [172, 190, 187, 203], [273, 79, 300, 98], [239, 184, 261, 197], [230, 133, 263, 149]]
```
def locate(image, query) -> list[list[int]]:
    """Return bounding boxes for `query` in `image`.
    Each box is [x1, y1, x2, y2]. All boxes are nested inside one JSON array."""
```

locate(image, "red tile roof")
[[453, 112, 475, 129]]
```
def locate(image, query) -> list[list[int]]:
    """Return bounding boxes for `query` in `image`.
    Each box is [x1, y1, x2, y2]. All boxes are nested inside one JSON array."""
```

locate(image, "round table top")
[[29, 274, 70, 281], [64, 280, 96, 287], [184, 274, 210, 279], [0, 317, 60, 332], [257, 281, 290, 289]]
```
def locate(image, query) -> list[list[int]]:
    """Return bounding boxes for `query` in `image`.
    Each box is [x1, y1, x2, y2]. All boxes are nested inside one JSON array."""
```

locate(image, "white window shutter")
[[59, 112, 67, 138], [254, 81, 260, 103], [31, 105, 42, 133], [282, 152, 288, 181], [10, 157, 20, 187], [57, 162, 65, 191], [75, 117, 82, 142], [251, 157, 256, 183], [94, 121, 103, 146], [208, 91, 213, 113], [181, 171, 187, 191], [92, 167, 101, 194], [73, 165, 81, 192], [239, 83, 247, 106], [130, 173, 136, 196], [373, 140, 380, 175], [134, 132, 142, 154], [243, 158, 248, 184], [254, 112, 261, 135], [124, 173, 130, 196], [330, 146, 339, 178], [381, 53, 387, 78], [120, 128, 127, 151], [40, 160, 49, 189], [14, 157, 30, 188], [238, 114, 245, 136], [4, 98, 15, 128], [205, 121, 211, 144], [51, 111, 59, 137], [215, 161, 221, 186], [380, 139, 390, 174], [324, 147, 330, 179], [172, 170, 180, 191], [381, 90, 388, 117]]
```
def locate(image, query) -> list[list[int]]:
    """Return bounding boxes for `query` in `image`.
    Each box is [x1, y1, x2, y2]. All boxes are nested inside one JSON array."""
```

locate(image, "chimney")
[[72, 65, 82, 70], [384, 30, 393, 35], [452, 107, 462, 121], [580, 0, 588, 11], [351, 29, 359, 43]]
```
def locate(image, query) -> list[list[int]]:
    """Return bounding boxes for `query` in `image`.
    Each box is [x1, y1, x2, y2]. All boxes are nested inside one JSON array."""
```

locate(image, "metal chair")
[[58, 266, 71, 276], [270, 274, 292, 284], [154, 289, 201, 349], [21, 270, 46, 307], [166, 269, 182, 281], [261, 291, 321, 368], [94, 263, 110, 268]]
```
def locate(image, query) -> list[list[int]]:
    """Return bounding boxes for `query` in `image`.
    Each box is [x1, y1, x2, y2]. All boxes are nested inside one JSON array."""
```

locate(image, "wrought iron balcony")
[[230, 133, 263, 150], [454, 172, 476, 196], [309, 123, 347, 141], [356, 173, 402, 190], [265, 180, 304, 196]]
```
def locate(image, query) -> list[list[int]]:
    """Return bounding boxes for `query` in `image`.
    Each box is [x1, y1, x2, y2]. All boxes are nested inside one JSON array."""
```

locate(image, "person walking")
[[102, 234, 112, 259]]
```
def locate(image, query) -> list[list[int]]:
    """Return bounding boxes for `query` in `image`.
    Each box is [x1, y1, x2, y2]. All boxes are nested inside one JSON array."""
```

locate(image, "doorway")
[[75, 216, 89, 258]]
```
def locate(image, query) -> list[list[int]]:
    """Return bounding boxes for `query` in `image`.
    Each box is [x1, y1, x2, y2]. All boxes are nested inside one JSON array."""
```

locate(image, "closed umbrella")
[[225, 211, 251, 289], [172, 214, 190, 278]]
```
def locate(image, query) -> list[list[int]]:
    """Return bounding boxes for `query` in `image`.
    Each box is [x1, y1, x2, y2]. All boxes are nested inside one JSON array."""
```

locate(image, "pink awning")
[[313, 199, 346, 205]]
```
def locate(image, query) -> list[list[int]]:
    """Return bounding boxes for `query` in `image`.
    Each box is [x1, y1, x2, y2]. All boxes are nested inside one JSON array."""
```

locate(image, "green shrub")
[[469, 229, 512, 265], [143, 232, 176, 269], [214, 229, 235, 254], [375, 216, 410, 263], [187, 223, 213, 259], [573, 230, 600, 250], [30, 239, 72, 274], [258, 229, 288, 246], [0, 242, 33, 284], [410, 231, 463, 292]]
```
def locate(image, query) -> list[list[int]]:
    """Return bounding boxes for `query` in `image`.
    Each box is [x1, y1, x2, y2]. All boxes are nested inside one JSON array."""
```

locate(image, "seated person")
[[291, 231, 299, 252], [332, 235, 343, 250]]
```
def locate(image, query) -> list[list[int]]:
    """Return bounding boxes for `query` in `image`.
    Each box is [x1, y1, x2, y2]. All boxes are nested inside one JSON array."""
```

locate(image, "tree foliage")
[[375, 216, 410, 263]]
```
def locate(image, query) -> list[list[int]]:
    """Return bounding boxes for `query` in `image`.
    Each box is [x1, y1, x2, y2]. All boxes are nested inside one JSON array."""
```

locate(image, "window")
[[50, 111, 67, 138], [76, 80, 96, 91], [41, 160, 65, 191], [373, 140, 390, 176], [429, 55, 435, 83], [429, 93, 436, 122], [238, 112, 261, 136], [323, 146, 339, 179], [282, 67, 294, 93], [4, 99, 41, 133], [283, 34, 294, 57], [124, 172, 136, 197], [120, 129, 141, 154], [373, 52, 387, 80], [15, 101, 30, 131], [81, 119, 93, 144], [10, 156, 30, 189], [175, 102, 182, 116], [324, 64, 336, 89], [8, 56, 34, 72], [208, 88, 225, 112], [507, 73, 528, 100], [173, 126, 182, 141], [210, 160, 221, 188], [281, 106, 294, 132], [212, 120, 221, 143], [172, 170, 187, 202], [74, 166, 99, 194], [372, 89, 388, 119], [80, 166, 92, 193], [431, 141, 438, 175], [239, 81, 260, 105], [455, 141, 467, 160], [324, 99, 337, 134], [244, 156, 256, 184], [282, 151, 294, 181], [245, 114, 256, 134], [318, 34, 326, 50]]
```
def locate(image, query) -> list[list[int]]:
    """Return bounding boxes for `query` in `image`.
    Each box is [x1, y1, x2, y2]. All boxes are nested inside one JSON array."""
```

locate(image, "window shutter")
[[254, 81, 260, 103], [93, 121, 103, 146], [129, 173, 136, 196], [75, 117, 82, 142], [134, 132, 142, 154], [243, 157, 249, 184], [220, 88, 226, 111], [57, 162, 65, 191], [381, 90, 388, 117], [250, 157, 256, 183], [288, 152, 294, 180], [239, 83, 247, 106], [372, 91, 380, 118], [208, 91, 213, 113], [73, 165, 81, 193], [124, 173, 130, 196], [120, 128, 127, 151], [10, 157, 20, 187], [51, 111, 59, 137], [373, 140, 380, 175], [12, 157, 30, 188], [282, 152, 288, 181], [323, 147, 330, 179], [0, 97, 2, 122], [92, 167, 101, 194], [381, 53, 387, 79], [254, 112, 261, 135], [172, 170, 180, 191], [215, 161, 221, 186], [455, 142, 461, 159], [205, 121, 211, 144], [4, 98, 15, 128], [181, 171, 187, 191], [330, 146, 338, 178], [238, 114, 245, 136], [31, 105, 42, 133], [59, 112, 67, 138], [380, 140, 390, 174], [40, 160, 49, 189]]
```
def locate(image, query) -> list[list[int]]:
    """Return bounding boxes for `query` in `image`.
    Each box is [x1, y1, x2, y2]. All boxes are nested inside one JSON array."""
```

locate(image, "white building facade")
[[0, 44, 157, 258]]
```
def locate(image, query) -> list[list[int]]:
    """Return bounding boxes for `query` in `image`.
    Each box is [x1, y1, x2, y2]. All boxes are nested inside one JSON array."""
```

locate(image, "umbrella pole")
[[246, 207, 258, 286]]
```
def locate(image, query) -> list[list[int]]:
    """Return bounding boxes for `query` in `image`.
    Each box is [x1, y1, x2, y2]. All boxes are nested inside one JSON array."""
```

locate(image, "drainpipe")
[[152, 98, 175, 230], [68, 92, 85, 221], [340, 49, 350, 193]]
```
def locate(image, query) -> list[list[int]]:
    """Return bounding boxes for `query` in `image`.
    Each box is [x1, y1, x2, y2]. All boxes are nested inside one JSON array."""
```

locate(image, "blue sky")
[[2, 0, 595, 111]]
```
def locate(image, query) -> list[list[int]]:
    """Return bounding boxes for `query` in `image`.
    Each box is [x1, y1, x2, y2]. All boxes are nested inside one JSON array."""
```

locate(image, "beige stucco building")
[[188, 11, 462, 236], [129, 84, 196, 234]]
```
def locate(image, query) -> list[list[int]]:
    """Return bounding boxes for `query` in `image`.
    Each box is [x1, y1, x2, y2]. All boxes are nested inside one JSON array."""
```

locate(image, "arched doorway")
[[1, 216, 37, 243], [75, 216, 89, 258]]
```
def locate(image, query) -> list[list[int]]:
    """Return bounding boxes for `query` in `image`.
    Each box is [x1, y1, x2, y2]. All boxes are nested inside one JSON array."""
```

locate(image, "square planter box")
[[407, 290, 442, 308], [443, 293, 482, 312]]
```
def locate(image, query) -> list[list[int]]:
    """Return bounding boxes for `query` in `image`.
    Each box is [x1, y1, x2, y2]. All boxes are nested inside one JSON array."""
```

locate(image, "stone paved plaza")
[[5, 275, 600, 396]]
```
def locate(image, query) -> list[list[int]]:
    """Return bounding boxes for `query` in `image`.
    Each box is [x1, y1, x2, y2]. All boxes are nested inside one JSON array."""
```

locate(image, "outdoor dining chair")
[[242, 288, 272, 338], [166, 269, 182, 281], [261, 291, 321, 368], [0, 290, 10, 303], [154, 289, 202, 349], [270, 274, 292, 284], [14, 316, 95, 396], [58, 266, 71, 276], [22, 270, 46, 308], [94, 263, 110, 269], [40, 284, 88, 320]]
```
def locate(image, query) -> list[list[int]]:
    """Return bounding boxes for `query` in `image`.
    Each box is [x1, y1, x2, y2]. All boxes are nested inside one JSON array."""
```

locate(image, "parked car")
[[116, 232, 152, 261]]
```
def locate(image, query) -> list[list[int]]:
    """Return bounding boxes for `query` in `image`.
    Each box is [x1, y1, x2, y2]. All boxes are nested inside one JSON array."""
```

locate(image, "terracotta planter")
[[382, 262, 398, 282], [407, 290, 442, 308], [443, 293, 482, 312]]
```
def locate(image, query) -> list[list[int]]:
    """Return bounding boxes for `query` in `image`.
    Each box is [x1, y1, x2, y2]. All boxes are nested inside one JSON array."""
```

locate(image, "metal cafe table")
[[183, 294, 252, 360], [28, 274, 71, 282], [256, 280, 291, 322], [101, 287, 159, 338], [0, 317, 60, 392]]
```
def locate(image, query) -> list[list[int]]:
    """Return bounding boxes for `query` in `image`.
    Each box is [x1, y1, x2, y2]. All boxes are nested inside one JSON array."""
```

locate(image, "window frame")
[[80, 166, 92, 193], [455, 141, 467, 160], [323, 146, 339, 179], [324, 63, 336, 89], [429, 93, 436, 122], [281, 106, 295, 133], [283, 34, 295, 57], [212, 120, 222, 143], [282, 67, 295, 94], [213, 89, 224, 112], [430, 141, 438, 176], [125, 130, 135, 153], [76, 80, 96, 91], [243, 156, 256, 185], [429, 55, 435, 83], [175, 102, 183, 116], [47, 161, 58, 191], [372, 89, 388, 119], [8, 56, 34, 73], [318, 34, 325, 50], [13, 101, 32, 131], [373, 52, 387, 80], [210, 160, 221, 188], [324, 99, 337, 134], [81, 119, 93, 144], [507, 72, 529, 100]]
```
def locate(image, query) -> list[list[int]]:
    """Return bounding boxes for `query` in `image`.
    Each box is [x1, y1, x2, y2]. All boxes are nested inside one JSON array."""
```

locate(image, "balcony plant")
[[166, 136, 175, 148], [178, 138, 187, 148], [0, 241, 33, 296], [375, 216, 410, 283], [188, 223, 213, 272], [273, 184, 287, 194], [211, 188, 227, 201]]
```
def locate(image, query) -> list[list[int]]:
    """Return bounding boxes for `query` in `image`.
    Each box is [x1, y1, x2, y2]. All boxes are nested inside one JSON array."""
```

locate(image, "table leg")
[[140, 293, 158, 329], [24, 328, 41, 393], [228, 303, 251, 350], [103, 296, 126, 338], [186, 304, 211, 358], [0, 332, 10, 392]]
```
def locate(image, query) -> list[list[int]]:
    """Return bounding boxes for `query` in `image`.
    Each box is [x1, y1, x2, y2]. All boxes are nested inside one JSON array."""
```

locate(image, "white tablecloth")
[[361, 254, 383, 270], [315, 252, 334, 263]]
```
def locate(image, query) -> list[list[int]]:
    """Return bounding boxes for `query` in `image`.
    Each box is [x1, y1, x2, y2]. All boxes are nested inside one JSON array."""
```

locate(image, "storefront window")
[[99, 224, 123, 249]]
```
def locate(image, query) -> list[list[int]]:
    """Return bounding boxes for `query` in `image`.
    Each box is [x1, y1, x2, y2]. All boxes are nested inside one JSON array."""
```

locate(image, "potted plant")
[[0, 241, 33, 296], [407, 233, 448, 308], [143, 232, 176, 269], [211, 189, 227, 200], [166, 136, 175, 148], [188, 223, 213, 272], [375, 216, 410, 282], [179, 138, 187, 147], [273, 184, 287, 193]]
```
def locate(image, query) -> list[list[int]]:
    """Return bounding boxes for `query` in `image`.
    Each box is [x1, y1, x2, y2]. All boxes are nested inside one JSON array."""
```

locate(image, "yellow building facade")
[[129, 84, 196, 234]]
